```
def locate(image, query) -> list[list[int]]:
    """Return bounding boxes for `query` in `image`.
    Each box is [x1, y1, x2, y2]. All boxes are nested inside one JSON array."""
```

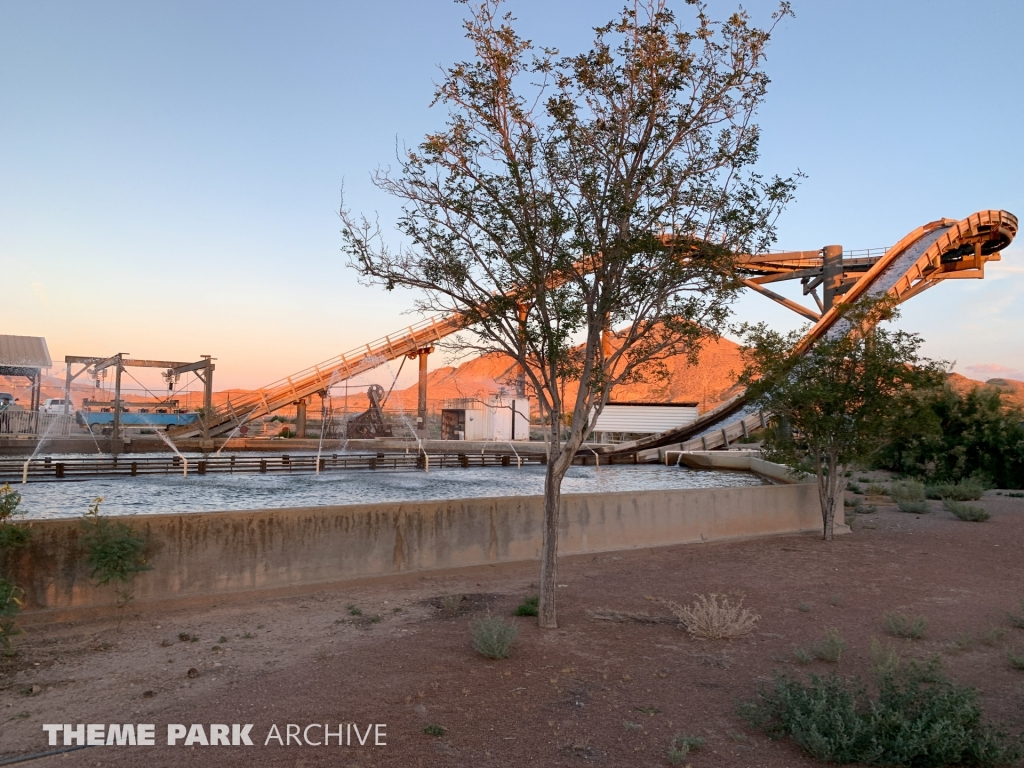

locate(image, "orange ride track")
[[173, 210, 1017, 444]]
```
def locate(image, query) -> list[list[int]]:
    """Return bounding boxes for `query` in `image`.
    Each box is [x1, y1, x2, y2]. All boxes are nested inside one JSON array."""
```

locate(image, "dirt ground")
[[2, 493, 1023, 768]]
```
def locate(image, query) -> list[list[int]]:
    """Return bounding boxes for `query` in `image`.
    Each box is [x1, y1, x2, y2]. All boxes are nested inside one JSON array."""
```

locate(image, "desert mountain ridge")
[[3, 338, 1021, 416]]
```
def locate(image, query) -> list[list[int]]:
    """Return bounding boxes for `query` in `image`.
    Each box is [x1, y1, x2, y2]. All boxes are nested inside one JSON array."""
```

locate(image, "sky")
[[2, 0, 1023, 394]]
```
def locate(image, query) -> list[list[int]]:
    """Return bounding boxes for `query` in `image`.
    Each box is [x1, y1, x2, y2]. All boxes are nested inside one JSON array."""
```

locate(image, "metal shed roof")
[[0, 335, 52, 369]]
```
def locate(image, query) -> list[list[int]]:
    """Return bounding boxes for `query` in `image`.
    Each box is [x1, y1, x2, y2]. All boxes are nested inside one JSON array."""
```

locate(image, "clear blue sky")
[[2, 0, 1022, 390]]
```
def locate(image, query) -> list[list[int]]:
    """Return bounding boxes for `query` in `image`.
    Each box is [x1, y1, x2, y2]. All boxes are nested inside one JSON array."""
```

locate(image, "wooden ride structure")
[[168, 210, 1017, 453]]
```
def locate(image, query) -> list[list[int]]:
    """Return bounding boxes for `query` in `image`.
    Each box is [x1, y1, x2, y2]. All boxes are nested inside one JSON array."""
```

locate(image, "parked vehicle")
[[40, 398, 73, 415]]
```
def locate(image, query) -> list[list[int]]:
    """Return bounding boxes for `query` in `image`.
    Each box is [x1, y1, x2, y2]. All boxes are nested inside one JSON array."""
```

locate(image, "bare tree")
[[341, 0, 797, 627]]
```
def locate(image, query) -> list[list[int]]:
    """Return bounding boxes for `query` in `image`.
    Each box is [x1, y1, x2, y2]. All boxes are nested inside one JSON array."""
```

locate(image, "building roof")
[[0, 335, 52, 369]]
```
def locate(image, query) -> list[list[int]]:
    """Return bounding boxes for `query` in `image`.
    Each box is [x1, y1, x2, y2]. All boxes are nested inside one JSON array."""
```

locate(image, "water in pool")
[[10, 460, 766, 518]]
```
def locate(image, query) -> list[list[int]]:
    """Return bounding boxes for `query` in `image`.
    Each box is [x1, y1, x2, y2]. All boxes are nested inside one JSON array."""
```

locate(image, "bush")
[[927, 478, 986, 501], [944, 500, 990, 522], [1008, 602, 1024, 630], [1009, 652, 1024, 671], [667, 734, 705, 764], [80, 498, 152, 619], [848, 483, 863, 494], [741, 660, 1024, 767], [662, 594, 760, 640], [897, 500, 930, 514], [514, 596, 539, 617], [0, 484, 30, 652], [471, 615, 517, 659], [866, 483, 889, 496], [877, 383, 1024, 489], [885, 612, 928, 640], [889, 479, 926, 504]]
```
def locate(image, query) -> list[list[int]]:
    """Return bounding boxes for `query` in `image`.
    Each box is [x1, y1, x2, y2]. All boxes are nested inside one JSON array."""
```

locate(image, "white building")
[[441, 395, 532, 441], [592, 401, 699, 443]]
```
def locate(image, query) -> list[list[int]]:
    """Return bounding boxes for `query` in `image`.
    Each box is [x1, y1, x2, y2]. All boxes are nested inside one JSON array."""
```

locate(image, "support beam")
[[112, 355, 123, 454], [295, 398, 307, 438], [822, 245, 843, 310], [416, 347, 432, 438], [740, 279, 821, 321]]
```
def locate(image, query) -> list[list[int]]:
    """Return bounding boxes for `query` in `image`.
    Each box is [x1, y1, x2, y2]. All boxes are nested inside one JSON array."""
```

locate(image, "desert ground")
[[1, 493, 1023, 767]]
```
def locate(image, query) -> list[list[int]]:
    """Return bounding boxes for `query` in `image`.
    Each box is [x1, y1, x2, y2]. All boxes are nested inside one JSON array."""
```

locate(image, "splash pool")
[[11, 460, 767, 518]]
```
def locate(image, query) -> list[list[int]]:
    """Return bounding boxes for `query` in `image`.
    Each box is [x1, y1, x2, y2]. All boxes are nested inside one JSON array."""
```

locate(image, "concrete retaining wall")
[[4, 481, 834, 617]]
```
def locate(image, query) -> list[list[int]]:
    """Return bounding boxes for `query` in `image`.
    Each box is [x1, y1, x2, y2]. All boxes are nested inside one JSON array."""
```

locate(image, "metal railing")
[[0, 412, 77, 438]]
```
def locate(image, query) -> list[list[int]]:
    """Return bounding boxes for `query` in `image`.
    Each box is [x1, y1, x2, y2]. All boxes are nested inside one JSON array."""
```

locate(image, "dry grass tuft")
[[661, 594, 760, 640]]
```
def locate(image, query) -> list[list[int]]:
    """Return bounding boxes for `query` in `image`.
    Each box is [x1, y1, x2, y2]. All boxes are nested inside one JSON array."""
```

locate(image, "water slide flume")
[[169, 211, 1016, 449]]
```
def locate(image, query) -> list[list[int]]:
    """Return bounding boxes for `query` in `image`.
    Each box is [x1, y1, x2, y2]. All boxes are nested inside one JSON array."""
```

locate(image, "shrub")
[[870, 637, 901, 677], [897, 500, 930, 514], [80, 498, 152, 620], [662, 594, 760, 640], [866, 483, 889, 496], [471, 615, 517, 659], [845, 496, 862, 509], [944, 500, 990, 522], [667, 734, 705, 764], [439, 594, 463, 617], [814, 627, 846, 663], [423, 724, 445, 737], [1008, 491, 1024, 498], [847, 483, 863, 494], [927, 478, 986, 501], [889, 479, 926, 504], [514, 596, 539, 617], [885, 612, 928, 640], [741, 661, 1024, 767], [1009, 652, 1024, 671], [0, 484, 31, 652], [1008, 602, 1024, 630]]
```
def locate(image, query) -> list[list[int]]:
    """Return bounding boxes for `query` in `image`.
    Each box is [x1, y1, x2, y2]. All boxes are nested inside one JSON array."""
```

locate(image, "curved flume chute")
[[598, 209, 1017, 459]]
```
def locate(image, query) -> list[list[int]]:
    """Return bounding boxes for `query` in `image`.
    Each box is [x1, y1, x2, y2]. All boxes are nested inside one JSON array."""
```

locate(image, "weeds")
[[844, 496, 862, 508], [944, 499, 990, 522], [885, 612, 928, 640], [1008, 602, 1024, 629], [740, 659, 1024, 767], [798, 601, 813, 613], [870, 637, 901, 677], [439, 594, 463, 617], [0, 484, 30, 652], [1008, 491, 1024, 498], [982, 626, 1007, 646], [667, 733, 705, 764], [471, 615, 517, 659], [865, 483, 889, 496], [848, 483, 863, 495], [858, 476, 871, 483], [897, 500, 930, 514], [514, 596, 539, 617], [796, 627, 846, 664], [423, 724, 445, 737], [829, 594, 844, 607], [661, 594, 760, 640], [1008, 652, 1024, 671]]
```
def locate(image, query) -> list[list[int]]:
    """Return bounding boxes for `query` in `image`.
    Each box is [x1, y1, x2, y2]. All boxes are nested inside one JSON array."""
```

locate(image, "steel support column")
[[822, 244, 844, 311]]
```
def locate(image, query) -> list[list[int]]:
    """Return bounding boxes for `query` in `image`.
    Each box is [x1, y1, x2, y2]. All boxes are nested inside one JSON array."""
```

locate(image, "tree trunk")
[[537, 435, 578, 629], [817, 453, 844, 541]]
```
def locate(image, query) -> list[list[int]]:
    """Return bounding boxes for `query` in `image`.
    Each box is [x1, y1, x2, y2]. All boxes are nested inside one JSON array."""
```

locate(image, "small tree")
[[342, 0, 797, 626], [739, 299, 945, 540]]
